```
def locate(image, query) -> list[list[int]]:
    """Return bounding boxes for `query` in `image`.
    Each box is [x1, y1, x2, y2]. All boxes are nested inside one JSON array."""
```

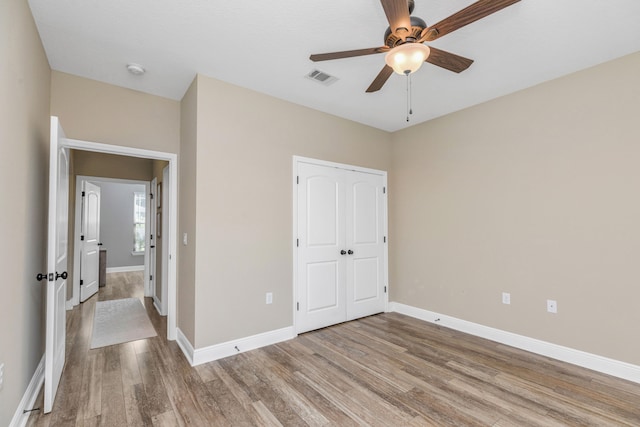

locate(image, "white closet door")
[[297, 163, 347, 333], [345, 170, 386, 319], [296, 160, 387, 334]]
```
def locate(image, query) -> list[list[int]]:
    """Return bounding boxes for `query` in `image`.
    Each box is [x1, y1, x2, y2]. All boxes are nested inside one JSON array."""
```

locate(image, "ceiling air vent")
[[305, 69, 338, 86]]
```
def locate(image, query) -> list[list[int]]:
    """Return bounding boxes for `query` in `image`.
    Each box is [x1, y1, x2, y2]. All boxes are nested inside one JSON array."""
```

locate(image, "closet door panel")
[[346, 171, 386, 319], [297, 163, 347, 333]]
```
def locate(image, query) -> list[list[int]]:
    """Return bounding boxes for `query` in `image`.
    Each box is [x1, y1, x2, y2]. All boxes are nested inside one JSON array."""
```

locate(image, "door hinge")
[[80, 235, 84, 241], [297, 302, 299, 311], [383, 187, 386, 194], [81, 191, 85, 197], [384, 236, 386, 243], [150, 234, 154, 241], [150, 192, 154, 199], [296, 176, 299, 184], [150, 275, 153, 281], [384, 286, 387, 293], [80, 279, 83, 285], [296, 238, 299, 247]]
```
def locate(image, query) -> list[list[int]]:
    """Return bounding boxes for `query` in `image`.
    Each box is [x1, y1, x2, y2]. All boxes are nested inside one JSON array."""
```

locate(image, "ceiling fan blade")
[[366, 65, 394, 93], [310, 47, 389, 62], [421, 0, 521, 42], [380, 0, 412, 37], [425, 47, 474, 73]]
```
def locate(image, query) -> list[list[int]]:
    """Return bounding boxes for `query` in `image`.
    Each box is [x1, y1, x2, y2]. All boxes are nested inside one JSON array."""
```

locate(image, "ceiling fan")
[[310, 0, 521, 93]]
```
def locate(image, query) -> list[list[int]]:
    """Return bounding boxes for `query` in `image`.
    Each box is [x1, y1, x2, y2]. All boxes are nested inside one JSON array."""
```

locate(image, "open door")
[[80, 181, 101, 302], [44, 116, 69, 413], [149, 177, 157, 306]]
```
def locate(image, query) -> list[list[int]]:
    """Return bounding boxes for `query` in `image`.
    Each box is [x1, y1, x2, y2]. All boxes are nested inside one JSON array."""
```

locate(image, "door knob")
[[340, 250, 347, 255], [36, 273, 49, 282], [56, 271, 68, 280], [348, 250, 354, 255]]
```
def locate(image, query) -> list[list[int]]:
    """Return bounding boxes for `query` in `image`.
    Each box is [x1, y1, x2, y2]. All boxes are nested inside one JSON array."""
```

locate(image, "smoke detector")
[[126, 63, 145, 75]]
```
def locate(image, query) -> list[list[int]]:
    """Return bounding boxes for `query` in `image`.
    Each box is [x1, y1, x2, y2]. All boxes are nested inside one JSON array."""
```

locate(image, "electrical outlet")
[[0, 362, 4, 390], [502, 292, 511, 305], [547, 299, 557, 314], [266, 292, 273, 304]]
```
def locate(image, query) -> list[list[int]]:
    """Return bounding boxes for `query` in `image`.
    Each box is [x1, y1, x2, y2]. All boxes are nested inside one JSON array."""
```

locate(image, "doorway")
[[62, 138, 178, 340], [72, 177, 152, 305]]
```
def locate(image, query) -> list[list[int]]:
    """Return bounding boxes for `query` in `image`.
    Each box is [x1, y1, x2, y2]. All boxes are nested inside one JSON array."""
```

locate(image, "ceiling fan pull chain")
[[405, 72, 414, 122], [409, 73, 413, 116], [406, 72, 410, 122]]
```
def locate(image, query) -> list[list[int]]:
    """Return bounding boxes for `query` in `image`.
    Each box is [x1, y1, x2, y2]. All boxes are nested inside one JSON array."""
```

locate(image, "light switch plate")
[[502, 292, 511, 305]]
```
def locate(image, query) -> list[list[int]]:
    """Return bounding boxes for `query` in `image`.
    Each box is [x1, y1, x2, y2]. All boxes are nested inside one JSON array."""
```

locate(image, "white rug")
[[90, 298, 157, 349]]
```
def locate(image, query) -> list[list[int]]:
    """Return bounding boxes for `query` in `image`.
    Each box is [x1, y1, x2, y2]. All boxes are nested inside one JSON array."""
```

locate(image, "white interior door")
[[80, 181, 101, 302], [150, 177, 157, 309], [345, 171, 386, 319], [45, 116, 69, 413], [296, 159, 387, 334], [297, 162, 347, 333]]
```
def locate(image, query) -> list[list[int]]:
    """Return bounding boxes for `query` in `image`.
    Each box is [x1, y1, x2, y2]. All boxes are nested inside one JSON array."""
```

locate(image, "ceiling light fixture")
[[385, 43, 431, 123], [126, 63, 145, 75], [385, 43, 430, 76]]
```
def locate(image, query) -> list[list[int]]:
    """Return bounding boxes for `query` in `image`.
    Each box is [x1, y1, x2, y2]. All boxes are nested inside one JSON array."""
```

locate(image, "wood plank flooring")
[[27, 272, 640, 426]]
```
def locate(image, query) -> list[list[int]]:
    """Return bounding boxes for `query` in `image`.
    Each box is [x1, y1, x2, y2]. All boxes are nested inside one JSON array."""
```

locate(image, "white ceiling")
[[28, 0, 640, 132]]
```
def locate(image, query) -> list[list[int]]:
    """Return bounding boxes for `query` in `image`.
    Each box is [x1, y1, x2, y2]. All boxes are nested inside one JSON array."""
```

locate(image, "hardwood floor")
[[27, 272, 640, 426]]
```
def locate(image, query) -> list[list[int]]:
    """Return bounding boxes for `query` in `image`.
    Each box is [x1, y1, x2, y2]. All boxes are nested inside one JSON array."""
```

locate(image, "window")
[[133, 192, 146, 252]]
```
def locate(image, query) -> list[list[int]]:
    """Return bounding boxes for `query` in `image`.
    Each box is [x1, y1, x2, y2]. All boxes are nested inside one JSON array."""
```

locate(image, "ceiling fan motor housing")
[[384, 16, 427, 47]]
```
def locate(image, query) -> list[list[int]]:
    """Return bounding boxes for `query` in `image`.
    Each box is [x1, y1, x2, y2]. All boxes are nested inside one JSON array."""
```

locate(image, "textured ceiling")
[[28, 0, 640, 132]]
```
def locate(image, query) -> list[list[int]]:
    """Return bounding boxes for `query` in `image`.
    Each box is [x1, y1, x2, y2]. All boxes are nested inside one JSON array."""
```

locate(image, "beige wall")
[[390, 52, 640, 365], [50, 71, 180, 154], [73, 151, 155, 180], [0, 0, 51, 424], [178, 78, 198, 343], [191, 74, 391, 348]]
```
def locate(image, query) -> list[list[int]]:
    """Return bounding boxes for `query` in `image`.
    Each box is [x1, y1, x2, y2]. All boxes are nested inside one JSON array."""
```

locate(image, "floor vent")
[[305, 69, 338, 86]]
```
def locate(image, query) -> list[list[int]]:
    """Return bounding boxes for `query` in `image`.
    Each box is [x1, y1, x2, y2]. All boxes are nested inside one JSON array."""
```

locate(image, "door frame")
[[71, 176, 152, 306], [292, 156, 389, 333], [63, 137, 178, 340], [158, 165, 170, 315]]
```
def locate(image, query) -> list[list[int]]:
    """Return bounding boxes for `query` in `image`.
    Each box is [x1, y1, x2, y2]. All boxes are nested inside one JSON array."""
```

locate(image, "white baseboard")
[[10, 354, 45, 427], [152, 298, 165, 316], [106, 265, 144, 273], [389, 302, 640, 385], [176, 328, 195, 365], [176, 326, 296, 367]]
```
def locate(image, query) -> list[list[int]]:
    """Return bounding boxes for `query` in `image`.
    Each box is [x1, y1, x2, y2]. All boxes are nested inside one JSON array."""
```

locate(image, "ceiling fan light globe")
[[385, 43, 430, 75]]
